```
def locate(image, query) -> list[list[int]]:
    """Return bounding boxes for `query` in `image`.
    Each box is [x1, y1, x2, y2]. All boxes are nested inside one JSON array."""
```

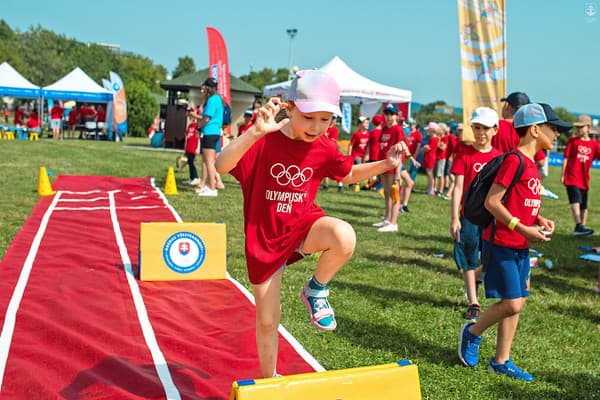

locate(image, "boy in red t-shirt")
[[348, 116, 370, 164], [183, 118, 200, 185], [406, 122, 423, 182], [561, 114, 599, 236], [459, 103, 570, 382], [50, 102, 65, 139], [450, 107, 501, 322], [216, 70, 404, 378]]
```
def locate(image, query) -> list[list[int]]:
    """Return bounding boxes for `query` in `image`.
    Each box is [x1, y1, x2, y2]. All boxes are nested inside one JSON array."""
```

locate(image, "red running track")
[[0, 176, 321, 400]]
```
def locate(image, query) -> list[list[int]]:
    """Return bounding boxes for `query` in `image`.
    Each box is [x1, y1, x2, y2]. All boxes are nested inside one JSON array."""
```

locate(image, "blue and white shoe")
[[300, 280, 336, 331], [488, 358, 533, 382], [458, 322, 481, 367]]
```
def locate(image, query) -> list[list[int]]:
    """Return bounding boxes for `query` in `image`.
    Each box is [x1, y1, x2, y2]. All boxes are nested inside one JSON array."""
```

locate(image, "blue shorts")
[[453, 215, 481, 271], [482, 241, 530, 299]]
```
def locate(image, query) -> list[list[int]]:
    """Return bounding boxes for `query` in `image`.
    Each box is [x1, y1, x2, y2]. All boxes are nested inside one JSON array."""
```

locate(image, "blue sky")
[[4, 0, 599, 114]]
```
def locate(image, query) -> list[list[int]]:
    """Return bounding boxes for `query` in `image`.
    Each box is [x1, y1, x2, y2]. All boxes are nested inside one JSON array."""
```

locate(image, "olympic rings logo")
[[473, 162, 486, 172], [578, 145, 592, 155], [528, 178, 542, 195], [270, 163, 314, 187]]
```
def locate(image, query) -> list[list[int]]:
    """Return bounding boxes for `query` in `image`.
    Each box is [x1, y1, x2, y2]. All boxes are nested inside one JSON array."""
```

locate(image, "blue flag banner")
[[341, 103, 352, 134]]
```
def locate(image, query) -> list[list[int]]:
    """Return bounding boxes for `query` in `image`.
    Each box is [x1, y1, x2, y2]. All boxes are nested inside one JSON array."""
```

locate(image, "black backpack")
[[463, 150, 524, 227]]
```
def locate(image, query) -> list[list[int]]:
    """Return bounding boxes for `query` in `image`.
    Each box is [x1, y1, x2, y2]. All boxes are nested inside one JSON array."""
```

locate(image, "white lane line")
[[107, 190, 181, 400], [54, 206, 164, 211], [0, 193, 62, 392]]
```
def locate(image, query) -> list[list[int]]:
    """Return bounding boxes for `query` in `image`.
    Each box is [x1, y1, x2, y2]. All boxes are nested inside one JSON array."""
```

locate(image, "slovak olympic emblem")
[[162, 231, 206, 274]]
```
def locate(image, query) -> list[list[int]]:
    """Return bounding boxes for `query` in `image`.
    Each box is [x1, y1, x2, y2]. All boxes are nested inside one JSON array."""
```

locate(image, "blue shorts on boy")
[[453, 215, 481, 271], [482, 241, 530, 300]]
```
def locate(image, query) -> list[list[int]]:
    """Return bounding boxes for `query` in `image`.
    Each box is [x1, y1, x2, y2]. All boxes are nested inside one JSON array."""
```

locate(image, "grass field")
[[1, 137, 598, 399]]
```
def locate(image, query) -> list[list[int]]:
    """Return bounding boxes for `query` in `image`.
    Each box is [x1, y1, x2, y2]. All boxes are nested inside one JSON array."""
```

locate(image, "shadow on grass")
[[494, 371, 600, 400], [547, 303, 600, 325], [360, 251, 458, 280], [334, 314, 457, 366], [335, 280, 458, 312]]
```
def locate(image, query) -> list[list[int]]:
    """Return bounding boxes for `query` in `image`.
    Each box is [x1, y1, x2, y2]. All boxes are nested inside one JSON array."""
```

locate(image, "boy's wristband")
[[508, 217, 520, 230]]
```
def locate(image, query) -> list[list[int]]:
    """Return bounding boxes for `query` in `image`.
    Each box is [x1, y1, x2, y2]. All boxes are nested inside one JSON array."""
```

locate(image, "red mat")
[[0, 176, 321, 399]]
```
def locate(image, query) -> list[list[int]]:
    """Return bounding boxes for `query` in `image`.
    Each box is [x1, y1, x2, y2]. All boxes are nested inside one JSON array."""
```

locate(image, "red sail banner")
[[206, 27, 230, 106]]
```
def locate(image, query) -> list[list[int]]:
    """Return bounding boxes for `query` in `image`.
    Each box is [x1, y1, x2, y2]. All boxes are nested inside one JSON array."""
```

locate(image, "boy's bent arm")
[[485, 183, 549, 243]]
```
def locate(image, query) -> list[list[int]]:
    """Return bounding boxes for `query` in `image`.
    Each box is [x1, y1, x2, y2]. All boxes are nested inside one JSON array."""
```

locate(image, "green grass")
[[1, 137, 599, 399]]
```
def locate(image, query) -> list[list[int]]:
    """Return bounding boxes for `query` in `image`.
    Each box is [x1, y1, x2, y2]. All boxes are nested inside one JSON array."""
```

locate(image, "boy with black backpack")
[[458, 103, 571, 382], [450, 107, 502, 322]]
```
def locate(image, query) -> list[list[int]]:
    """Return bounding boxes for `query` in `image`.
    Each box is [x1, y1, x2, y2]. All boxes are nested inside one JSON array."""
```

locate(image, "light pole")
[[286, 28, 298, 79]]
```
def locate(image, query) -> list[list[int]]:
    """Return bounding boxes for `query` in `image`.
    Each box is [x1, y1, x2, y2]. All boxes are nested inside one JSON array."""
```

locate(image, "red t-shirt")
[[563, 137, 600, 190], [380, 124, 402, 173], [50, 105, 64, 120], [184, 122, 199, 154], [368, 128, 382, 161], [237, 122, 253, 136], [422, 136, 439, 169], [451, 146, 502, 214], [230, 131, 353, 284], [406, 130, 422, 155], [326, 125, 339, 141], [14, 110, 24, 125], [96, 109, 106, 123], [482, 150, 541, 249], [492, 119, 519, 153], [68, 109, 79, 125], [350, 129, 370, 159], [436, 135, 450, 160]]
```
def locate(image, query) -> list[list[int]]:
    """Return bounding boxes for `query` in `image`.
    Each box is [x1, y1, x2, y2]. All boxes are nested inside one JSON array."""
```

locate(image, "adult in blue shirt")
[[191, 78, 223, 197]]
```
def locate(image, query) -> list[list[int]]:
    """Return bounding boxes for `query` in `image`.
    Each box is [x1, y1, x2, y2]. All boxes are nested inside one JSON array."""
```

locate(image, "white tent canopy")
[[0, 61, 41, 98], [263, 56, 412, 105], [42, 67, 112, 102]]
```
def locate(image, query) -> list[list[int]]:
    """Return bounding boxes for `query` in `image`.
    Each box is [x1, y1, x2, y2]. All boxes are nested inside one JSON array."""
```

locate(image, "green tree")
[[172, 56, 196, 79], [413, 100, 462, 127], [126, 80, 158, 137], [239, 67, 289, 93]]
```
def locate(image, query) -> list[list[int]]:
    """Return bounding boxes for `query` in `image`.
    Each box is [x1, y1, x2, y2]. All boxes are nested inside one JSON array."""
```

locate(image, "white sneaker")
[[189, 178, 201, 185], [197, 187, 218, 197], [372, 220, 389, 227], [378, 223, 398, 232]]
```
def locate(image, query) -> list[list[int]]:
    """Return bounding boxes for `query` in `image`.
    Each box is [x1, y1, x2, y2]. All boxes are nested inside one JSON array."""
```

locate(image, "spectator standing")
[[406, 122, 423, 182], [183, 115, 201, 186], [50, 101, 64, 139], [321, 115, 343, 191], [67, 107, 79, 139], [561, 114, 599, 236], [13, 106, 24, 127], [189, 78, 223, 197], [348, 116, 370, 164], [237, 109, 254, 137], [2, 104, 8, 123]]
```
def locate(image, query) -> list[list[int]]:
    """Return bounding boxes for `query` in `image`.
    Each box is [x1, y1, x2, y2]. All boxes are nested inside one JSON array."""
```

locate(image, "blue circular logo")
[[162, 231, 206, 274]]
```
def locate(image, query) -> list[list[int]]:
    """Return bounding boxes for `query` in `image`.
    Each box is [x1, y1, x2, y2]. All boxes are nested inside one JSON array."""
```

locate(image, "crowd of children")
[[182, 74, 598, 383]]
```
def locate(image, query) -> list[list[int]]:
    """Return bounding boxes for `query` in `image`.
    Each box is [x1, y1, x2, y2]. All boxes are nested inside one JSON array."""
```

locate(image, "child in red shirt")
[[450, 107, 502, 322], [237, 109, 254, 137], [561, 114, 599, 236], [183, 119, 200, 185], [422, 122, 439, 195], [216, 70, 403, 378], [459, 103, 569, 382]]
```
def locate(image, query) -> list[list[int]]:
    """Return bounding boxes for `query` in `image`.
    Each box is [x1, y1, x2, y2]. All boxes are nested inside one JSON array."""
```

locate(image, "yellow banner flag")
[[458, 0, 506, 141]]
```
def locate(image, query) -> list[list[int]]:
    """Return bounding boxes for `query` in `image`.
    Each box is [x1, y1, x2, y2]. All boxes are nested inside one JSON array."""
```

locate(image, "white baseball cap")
[[470, 107, 499, 128]]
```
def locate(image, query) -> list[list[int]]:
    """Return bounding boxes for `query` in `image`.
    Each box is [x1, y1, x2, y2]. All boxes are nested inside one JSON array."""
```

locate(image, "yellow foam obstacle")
[[38, 166, 56, 196], [139, 222, 226, 281], [230, 360, 421, 400]]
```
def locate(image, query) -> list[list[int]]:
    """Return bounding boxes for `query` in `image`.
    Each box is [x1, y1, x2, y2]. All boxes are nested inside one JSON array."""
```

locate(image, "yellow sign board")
[[230, 360, 421, 400], [139, 222, 226, 281]]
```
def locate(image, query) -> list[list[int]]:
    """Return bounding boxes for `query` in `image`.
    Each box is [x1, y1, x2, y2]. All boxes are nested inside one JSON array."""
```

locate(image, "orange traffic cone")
[[164, 166, 178, 195], [38, 166, 56, 196]]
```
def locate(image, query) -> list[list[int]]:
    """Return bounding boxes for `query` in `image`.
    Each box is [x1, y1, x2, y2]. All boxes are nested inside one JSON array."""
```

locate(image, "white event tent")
[[263, 56, 412, 116], [42, 67, 112, 102], [0, 61, 41, 98]]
